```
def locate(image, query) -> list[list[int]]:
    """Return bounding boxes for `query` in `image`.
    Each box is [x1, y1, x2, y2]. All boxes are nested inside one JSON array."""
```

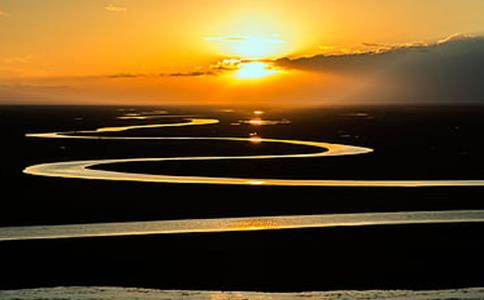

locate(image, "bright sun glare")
[[207, 34, 286, 80], [232, 36, 286, 58], [206, 35, 287, 59], [235, 62, 278, 79]]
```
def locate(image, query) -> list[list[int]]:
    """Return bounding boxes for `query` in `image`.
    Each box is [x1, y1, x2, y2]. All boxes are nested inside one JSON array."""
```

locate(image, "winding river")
[[22, 116, 484, 187], [6, 112, 483, 241]]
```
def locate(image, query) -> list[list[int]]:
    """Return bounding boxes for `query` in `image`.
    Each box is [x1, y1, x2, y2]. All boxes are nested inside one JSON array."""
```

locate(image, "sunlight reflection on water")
[[1, 210, 484, 242]]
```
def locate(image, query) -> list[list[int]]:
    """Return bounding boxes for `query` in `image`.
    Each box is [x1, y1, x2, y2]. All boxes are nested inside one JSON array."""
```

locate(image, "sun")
[[235, 62, 278, 79], [206, 34, 285, 80]]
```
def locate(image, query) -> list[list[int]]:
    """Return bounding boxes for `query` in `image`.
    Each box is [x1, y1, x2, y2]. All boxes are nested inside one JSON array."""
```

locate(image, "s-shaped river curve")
[[22, 117, 484, 187]]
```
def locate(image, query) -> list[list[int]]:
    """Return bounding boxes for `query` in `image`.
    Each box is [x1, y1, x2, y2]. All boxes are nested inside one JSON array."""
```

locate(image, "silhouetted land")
[[1, 105, 484, 291]]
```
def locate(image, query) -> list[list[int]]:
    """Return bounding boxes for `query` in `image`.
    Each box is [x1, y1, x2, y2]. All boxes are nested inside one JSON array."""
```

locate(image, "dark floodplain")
[[1, 105, 484, 292]]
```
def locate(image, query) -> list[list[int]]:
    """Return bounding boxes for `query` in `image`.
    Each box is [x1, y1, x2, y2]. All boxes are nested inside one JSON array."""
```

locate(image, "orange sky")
[[1, 0, 484, 105]]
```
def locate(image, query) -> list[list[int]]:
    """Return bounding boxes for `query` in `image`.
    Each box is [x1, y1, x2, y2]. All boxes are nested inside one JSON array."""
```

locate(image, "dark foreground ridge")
[[1, 223, 484, 291], [4, 286, 484, 300]]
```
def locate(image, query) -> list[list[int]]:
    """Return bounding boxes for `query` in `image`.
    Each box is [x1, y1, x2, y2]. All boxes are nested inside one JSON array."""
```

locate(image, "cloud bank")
[[106, 70, 217, 78], [275, 34, 484, 104], [106, 58, 250, 79]]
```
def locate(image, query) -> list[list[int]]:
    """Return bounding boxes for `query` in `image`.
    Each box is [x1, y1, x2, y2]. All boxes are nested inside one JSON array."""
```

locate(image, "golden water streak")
[[23, 117, 484, 187], [26, 118, 220, 137], [1, 210, 484, 242]]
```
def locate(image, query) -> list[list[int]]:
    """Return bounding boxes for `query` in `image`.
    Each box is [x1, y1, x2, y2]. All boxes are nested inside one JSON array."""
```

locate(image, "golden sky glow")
[[1, 0, 484, 105]]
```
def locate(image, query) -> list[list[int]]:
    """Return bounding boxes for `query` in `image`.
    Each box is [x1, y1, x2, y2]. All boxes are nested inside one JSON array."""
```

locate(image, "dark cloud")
[[107, 73, 146, 78], [275, 35, 484, 104], [107, 71, 217, 78], [106, 58, 268, 79], [160, 71, 216, 77], [209, 58, 240, 71]]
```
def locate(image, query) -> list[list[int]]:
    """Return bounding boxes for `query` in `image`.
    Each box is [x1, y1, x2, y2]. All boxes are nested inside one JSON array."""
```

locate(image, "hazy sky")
[[1, 0, 484, 105]]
